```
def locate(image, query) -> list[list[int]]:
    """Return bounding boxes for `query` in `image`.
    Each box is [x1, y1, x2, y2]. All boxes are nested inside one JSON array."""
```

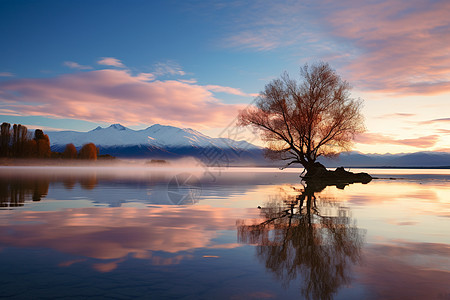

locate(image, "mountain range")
[[47, 124, 265, 165], [47, 124, 450, 167], [318, 151, 450, 168]]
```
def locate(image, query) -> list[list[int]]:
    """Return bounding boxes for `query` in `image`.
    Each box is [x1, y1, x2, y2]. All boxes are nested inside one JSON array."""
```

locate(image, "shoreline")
[[1, 160, 449, 170]]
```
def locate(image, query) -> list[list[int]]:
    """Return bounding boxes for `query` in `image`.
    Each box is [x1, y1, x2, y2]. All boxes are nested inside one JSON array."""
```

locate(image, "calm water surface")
[[0, 166, 449, 299]]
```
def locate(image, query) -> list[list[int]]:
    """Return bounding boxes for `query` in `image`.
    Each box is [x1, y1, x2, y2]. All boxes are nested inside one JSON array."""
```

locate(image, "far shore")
[[0, 158, 449, 170]]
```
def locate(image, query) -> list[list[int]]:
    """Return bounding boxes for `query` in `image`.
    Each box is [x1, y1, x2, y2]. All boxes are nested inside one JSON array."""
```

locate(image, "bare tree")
[[238, 62, 364, 175]]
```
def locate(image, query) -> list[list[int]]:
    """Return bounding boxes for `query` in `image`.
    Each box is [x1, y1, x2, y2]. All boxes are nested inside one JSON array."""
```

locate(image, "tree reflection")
[[0, 177, 49, 207], [78, 174, 98, 190], [237, 182, 365, 300]]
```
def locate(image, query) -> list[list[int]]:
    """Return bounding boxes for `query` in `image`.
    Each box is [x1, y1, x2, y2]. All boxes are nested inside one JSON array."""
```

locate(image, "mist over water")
[[0, 166, 448, 299]]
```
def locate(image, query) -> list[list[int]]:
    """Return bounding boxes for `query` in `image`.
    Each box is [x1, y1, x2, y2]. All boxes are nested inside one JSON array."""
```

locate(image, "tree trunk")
[[303, 161, 328, 178]]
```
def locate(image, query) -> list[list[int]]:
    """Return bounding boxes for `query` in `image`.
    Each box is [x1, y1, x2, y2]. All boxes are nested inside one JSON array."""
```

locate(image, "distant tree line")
[[0, 122, 107, 160], [0, 122, 51, 158]]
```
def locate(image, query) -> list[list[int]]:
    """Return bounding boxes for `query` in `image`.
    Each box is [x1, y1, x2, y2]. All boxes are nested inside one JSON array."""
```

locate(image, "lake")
[[0, 166, 449, 299]]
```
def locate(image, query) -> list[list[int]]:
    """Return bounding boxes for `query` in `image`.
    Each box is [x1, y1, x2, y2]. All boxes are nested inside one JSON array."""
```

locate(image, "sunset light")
[[0, 1, 449, 299], [1, 0, 448, 154]]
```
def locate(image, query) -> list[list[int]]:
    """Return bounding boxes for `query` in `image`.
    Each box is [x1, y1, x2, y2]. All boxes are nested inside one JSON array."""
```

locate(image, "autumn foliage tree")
[[0, 122, 40, 158], [238, 62, 365, 176], [63, 143, 77, 159], [78, 143, 98, 160], [34, 129, 51, 158], [0, 122, 11, 157], [12, 124, 31, 157], [0, 122, 108, 161]]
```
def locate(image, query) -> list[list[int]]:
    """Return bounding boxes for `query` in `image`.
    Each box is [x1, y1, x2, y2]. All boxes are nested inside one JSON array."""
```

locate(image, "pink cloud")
[[420, 117, 450, 125], [63, 61, 93, 70], [179, 78, 198, 84], [436, 129, 450, 134], [0, 72, 14, 77], [217, 0, 450, 95], [0, 69, 245, 128], [218, 2, 308, 51], [205, 84, 252, 97], [134, 72, 156, 81], [224, 30, 283, 51], [97, 57, 125, 68], [355, 132, 439, 148], [92, 259, 125, 273], [322, 0, 450, 94], [379, 113, 416, 119], [153, 61, 185, 76]]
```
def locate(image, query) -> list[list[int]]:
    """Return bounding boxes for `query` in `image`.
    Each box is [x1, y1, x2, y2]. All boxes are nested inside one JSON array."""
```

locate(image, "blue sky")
[[1, 1, 289, 89], [1, 0, 449, 153]]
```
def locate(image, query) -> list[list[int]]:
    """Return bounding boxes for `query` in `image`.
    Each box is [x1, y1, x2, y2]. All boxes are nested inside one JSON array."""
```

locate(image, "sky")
[[0, 0, 449, 154]]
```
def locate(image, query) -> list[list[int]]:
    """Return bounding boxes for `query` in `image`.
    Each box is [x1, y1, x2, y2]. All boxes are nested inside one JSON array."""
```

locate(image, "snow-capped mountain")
[[48, 123, 258, 149], [46, 124, 450, 167], [47, 124, 263, 162]]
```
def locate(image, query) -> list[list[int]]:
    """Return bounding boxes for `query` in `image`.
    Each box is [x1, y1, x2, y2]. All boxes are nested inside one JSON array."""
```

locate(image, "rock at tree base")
[[304, 163, 372, 185]]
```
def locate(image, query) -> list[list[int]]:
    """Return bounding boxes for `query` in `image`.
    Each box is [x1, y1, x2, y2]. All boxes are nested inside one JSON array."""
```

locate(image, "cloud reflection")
[[358, 241, 450, 299], [0, 205, 253, 272]]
